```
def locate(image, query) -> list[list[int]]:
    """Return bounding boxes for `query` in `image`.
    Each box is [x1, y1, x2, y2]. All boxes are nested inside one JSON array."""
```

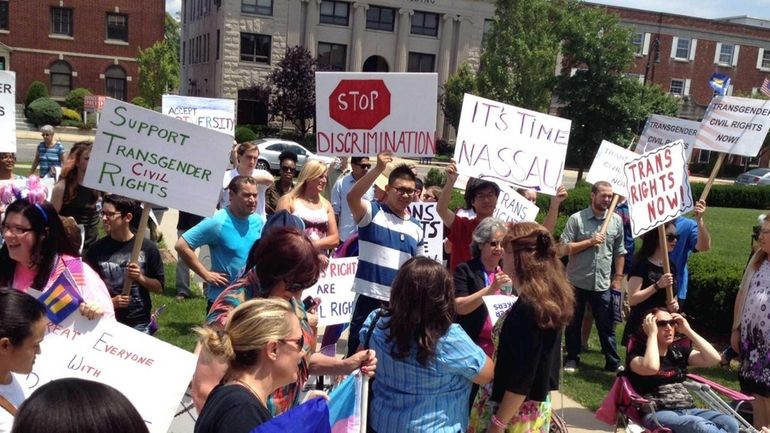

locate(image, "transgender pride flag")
[[328, 372, 364, 433]]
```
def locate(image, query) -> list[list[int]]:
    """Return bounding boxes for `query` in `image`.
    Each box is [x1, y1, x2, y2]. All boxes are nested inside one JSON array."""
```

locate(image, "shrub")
[[26, 97, 62, 127], [80, 117, 97, 130], [436, 138, 453, 156], [235, 126, 257, 143], [685, 254, 745, 331], [24, 81, 48, 115], [248, 124, 280, 138], [61, 119, 81, 127], [64, 88, 91, 114], [425, 168, 447, 188], [61, 107, 82, 122], [689, 183, 770, 210], [130, 96, 152, 109]]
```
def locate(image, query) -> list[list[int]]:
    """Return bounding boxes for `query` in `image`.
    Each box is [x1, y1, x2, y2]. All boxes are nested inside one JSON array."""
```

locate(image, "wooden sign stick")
[[698, 152, 726, 202], [121, 204, 152, 296], [657, 225, 674, 302], [599, 194, 621, 235]]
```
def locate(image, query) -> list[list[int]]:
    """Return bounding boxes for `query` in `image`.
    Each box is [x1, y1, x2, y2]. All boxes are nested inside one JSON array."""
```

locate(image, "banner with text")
[[635, 114, 699, 161], [0, 71, 15, 153], [623, 140, 694, 237], [694, 95, 770, 157], [483, 295, 518, 326], [315, 72, 437, 157], [493, 185, 539, 223], [408, 202, 443, 262], [301, 257, 357, 327], [585, 140, 638, 198], [162, 95, 236, 136], [21, 300, 196, 433], [83, 98, 232, 216], [453, 94, 571, 196]]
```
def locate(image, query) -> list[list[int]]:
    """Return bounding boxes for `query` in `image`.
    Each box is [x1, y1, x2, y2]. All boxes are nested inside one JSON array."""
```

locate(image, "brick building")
[[0, 0, 165, 104]]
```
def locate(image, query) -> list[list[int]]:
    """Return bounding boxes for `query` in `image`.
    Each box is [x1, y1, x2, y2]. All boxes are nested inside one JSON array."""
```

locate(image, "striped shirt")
[[36, 141, 64, 176], [353, 200, 424, 301], [360, 311, 487, 433]]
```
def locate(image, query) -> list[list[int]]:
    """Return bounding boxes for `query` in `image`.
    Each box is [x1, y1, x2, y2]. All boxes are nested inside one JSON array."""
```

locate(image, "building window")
[[106, 13, 128, 42], [366, 6, 394, 32], [320, 1, 349, 26], [669, 79, 684, 96], [51, 7, 73, 36], [482, 19, 493, 48], [631, 33, 644, 55], [240, 33, 271, 63], [675, 38, 690, 59], [317, 42, 347, 71], [718, 43, 734, 65], [182, 41, 186, 64], [49, 61, 72, 97], [105, 66, 127, 101], [242, 0, 272, 16], [763, 50, 770, 69], [411, 11, 439, 37], [407, 52, 435, 72], [697, 149, 711, 164], [0, 1, 8, 31], [216, 29, 220, 60]]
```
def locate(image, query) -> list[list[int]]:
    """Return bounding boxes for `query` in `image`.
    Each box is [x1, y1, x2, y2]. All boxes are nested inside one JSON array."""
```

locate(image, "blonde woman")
[[195, 298, 306, 433], [275, 160, 339, 250]]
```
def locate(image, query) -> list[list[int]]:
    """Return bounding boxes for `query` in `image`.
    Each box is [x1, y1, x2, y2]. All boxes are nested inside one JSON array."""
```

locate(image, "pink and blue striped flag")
[[328, 373, 363, 433], [251, 397, 331, 433]]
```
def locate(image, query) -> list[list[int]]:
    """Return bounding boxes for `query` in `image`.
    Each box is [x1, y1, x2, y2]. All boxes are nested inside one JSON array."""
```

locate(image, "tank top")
[[292, 199, 329, 241]]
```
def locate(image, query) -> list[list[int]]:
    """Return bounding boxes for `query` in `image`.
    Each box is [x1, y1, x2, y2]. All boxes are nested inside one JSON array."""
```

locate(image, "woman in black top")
[[621, 222, 679, 347], [51, 141, 100, 252]]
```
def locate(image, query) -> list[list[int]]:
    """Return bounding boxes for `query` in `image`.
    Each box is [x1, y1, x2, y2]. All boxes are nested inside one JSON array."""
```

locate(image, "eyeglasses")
[[392, 187, 417, 196], [1, 224, 33, 236], [0, 153, 14, 160], [100, 210, 122, 218], [279, 334, 304, 351], [354, 163, 371, 169], [280, 166, 295, 172], [665, 234, 680, 242], [656, 319, 678, 328]]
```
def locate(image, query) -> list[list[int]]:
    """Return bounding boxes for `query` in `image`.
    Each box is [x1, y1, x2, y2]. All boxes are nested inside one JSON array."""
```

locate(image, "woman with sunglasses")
[[621, 222, 680, 347], [195, 298, 306, 433], [628, 308, 737, 433]]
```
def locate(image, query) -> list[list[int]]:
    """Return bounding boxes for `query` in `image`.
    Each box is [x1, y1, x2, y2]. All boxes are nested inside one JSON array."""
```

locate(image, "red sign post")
[[329, 80, 391, 129]]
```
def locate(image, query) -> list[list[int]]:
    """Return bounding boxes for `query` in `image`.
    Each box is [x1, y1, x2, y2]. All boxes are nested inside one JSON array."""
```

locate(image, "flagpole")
[[121, 204, 152, 296], [360, 375, 369, 433]]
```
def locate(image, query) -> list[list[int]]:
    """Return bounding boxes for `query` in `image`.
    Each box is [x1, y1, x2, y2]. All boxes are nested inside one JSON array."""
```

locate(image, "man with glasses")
[[266, 150, 298, 215], [346, 152, 424, 356], [332, 156, 374, 242], [85, 195, 164, 333], [29, 125, 64, 178]]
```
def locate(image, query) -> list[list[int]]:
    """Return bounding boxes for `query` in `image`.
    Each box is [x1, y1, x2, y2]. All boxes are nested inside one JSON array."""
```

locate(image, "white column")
[[395, 9, 413, 72], [436, 15, 454, 138], [304, 0, 320, 57], [453, 16, 474, 69], [350, 2, 369, 71], [286, 0, 302, 47]]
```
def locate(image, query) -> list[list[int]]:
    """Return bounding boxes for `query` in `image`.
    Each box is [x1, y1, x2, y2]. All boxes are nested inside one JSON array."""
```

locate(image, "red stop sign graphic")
[[329, 80, 391, 129]]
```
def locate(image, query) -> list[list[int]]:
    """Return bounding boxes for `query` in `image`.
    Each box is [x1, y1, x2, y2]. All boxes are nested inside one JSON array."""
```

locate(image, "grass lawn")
[[699, 206, 764, 269]]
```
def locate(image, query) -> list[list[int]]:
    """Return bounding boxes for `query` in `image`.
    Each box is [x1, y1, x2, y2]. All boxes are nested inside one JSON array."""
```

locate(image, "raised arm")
[[693, 201, 711, 252], [347, 152, 391, 223], [436, 161, 458, 229], [542, 185, 567, 234], [675, 313, 721, 368], [629, 314, 661, 375]]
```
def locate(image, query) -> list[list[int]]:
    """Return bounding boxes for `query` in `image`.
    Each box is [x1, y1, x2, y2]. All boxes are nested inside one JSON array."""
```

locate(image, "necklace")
[[232, 378, 265, 405]]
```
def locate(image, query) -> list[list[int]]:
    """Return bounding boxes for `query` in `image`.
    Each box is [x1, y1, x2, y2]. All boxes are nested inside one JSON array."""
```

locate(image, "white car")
[[255, 138, 334, 173]]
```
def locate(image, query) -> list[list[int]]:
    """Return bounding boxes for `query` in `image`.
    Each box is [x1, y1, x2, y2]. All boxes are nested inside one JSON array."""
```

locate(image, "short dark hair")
[[102, 194, 139, 218], [351, 156, 368, 165], [236, 142, 258, 157], [253, 227, 321, 294], [227, 175, 257, 194], [414, 178, 424, 192], [388, 164, 416, 185], [0, 289, 46, 346], [591, 181, 612, 194], [12, 378, 149, 433], [467, 180, 500, 208], [278, 150, 298, 164]]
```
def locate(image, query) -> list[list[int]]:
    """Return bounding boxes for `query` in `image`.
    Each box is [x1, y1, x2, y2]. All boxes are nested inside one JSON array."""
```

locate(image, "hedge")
[[130, 96, 152, 109], [685, 254, 746, 331], [689, 183, 770, 210], [24, 81, 48, 115], [26, 97, 62, 127], [234, 126, 257, 143], [61, 107, 81, 122], [64, 88, 91, 114]]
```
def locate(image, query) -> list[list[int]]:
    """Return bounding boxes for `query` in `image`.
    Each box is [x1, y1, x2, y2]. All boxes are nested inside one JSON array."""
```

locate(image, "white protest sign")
[[636, 114, 699, 160], [162, 95, 236, 136], [408, 202, 443, 262], [493, 186, 539, 223], [453, 94, 571, 196], [315, 72, 437, 157], [302, 257, 357, 327], [0, 71, 15, 153], [694, 95, 770, 157], [623, 140, 694, 237], [21, 308, 196, 433], [83, 98, 232, 216], [585, 140, 638, 198], [483, 295, 518, 326]]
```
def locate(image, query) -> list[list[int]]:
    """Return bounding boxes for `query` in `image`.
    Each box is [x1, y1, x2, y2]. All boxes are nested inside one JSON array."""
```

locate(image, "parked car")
[[255, 138, 334, 173], [735, 168, 770, 186]]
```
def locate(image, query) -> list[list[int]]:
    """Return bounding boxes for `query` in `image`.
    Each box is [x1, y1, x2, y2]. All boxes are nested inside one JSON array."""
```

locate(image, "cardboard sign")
[[482, 295, 518, 326], [635, 115, 699, 160], [0, 71, 15, 153], [83, 98, 232, 216], [694, 95, 770, 157], [585, 140, 638, 198], [493, 186, 539, 223], [453, 94, 571, 196], [315, 72, 438, 157], [408, 202, 443, 262], [20, 302, 196, 433], [301, 257, 357, 327], [162, 95, 236, 136], [623, 140, 694, 237]]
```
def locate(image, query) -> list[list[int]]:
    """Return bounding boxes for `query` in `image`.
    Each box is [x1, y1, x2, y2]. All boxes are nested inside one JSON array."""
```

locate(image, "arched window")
[[105, 65, 127, 101], [49, 61, 72, 97]]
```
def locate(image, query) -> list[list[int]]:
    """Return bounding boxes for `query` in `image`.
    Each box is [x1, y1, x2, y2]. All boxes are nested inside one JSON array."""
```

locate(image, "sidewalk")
[[552, 390, 613, 433]]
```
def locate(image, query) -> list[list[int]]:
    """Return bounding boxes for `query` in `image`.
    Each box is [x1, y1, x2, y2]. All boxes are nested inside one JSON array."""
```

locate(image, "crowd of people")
[[0, 128, 767, 433]]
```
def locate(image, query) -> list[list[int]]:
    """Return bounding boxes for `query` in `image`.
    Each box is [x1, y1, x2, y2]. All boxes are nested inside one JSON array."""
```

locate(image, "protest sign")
[[84, 95, 107, 111], [635, 115, 699, 160], [83, 98, 232, 217], [493, 186, 539, 223], [21, 298, 196, 433], [623, 140, 694, 237], [408, 202, 443, 262], [586, 140, 638, 198], [315, 72, 437, 157], [482, 295, 518, 326], [694, 95, 770, 157], [453, 94, 571, 196], [302, 257, 357, 327], [0, 71, 15, 153], [162, 95, 236, 136]]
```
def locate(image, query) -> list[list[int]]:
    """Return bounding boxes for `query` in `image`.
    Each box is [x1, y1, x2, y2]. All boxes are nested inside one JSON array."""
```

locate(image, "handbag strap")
[[0, 395, 17, 416], [363, 309, 385, 350]]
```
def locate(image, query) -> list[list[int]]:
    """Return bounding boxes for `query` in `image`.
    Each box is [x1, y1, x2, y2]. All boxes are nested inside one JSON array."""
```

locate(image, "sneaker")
[[564, 360, 578, 373], [605, 364, 625, 373]]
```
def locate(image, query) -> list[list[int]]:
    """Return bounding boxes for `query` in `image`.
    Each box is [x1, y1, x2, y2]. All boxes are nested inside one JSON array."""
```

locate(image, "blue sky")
[[165, 0, 770, 20]]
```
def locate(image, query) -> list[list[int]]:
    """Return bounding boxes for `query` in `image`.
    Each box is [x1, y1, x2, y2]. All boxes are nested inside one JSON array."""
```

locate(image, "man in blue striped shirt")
[[346, 151, 424, 356]]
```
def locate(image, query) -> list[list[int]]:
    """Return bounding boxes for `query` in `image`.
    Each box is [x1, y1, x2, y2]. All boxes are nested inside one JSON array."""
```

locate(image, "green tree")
[[165, 13, 180, 58], [136, 13, 180, 107], [267, 46, 316, 138], [476, 0, 560, 111], [440, 63, 477, 131]]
